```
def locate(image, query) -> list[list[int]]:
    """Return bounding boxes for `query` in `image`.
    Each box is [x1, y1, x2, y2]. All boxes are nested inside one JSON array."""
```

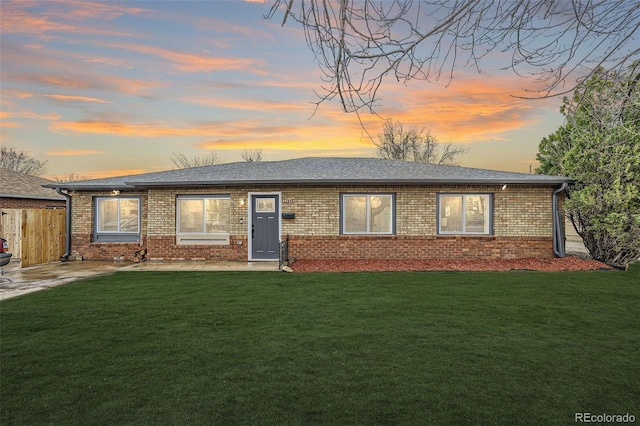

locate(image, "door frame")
[[247, 191, 282, 261]]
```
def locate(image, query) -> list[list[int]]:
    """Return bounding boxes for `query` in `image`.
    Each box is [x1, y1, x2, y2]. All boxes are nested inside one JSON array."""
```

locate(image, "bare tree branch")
[[241, 149, 264, 162], [438, 141, 470, 165], [54, 173, 92, 183], [171, 152, 220, 169], [267, 0, 640, 113], [0, 147, 48, 176], [375, 119, 468, 164]]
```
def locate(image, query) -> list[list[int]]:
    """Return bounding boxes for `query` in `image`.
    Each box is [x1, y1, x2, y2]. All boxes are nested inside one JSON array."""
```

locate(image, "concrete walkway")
[[0, 260, 280, 301]]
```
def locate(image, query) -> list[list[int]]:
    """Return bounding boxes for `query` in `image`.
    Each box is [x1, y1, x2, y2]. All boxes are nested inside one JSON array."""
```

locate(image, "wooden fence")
[[0, 208, 66, 267], [1, 209, 21, 257]]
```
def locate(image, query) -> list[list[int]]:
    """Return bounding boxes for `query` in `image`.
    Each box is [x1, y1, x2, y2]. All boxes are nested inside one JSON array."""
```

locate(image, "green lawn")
[[1, 266, 639, 425]]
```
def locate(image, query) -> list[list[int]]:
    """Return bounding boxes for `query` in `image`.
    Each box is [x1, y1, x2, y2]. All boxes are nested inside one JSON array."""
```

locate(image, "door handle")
[[252, 224, 255, 238]]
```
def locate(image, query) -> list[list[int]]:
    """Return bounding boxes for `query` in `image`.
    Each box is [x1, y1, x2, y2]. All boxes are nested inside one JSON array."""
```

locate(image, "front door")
[[251, 194, 280, 260]]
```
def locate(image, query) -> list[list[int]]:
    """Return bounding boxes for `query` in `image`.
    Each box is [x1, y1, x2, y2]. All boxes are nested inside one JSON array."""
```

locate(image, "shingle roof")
[[0, 169, 66, 200], [43, 157, 572, 190]]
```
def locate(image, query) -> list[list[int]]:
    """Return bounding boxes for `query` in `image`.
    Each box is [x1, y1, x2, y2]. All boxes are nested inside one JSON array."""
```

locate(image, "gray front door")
[[251, 195, 280, 260]]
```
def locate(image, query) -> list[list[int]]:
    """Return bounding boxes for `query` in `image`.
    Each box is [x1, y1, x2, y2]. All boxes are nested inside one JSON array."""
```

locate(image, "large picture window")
[[177, 195, 230, 244], [95, 197, 140, 242], [342, 194, 394, 234], [439, 194, 491, 234]]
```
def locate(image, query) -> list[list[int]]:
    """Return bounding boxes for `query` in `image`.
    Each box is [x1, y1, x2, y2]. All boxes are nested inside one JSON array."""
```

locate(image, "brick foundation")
[[288, 235, 554, 260], [146, 236, 247, 261], [72, 233, 552, 261], [71, 234, 147, 261], [71, 234, 248, 261]]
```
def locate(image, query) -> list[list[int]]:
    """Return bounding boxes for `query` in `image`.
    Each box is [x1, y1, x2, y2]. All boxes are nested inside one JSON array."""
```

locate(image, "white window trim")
[[95, 197, 141, 234], [341, 193, 395, 235], [438, 193, 492, 235], [176, 195, 231, 245]]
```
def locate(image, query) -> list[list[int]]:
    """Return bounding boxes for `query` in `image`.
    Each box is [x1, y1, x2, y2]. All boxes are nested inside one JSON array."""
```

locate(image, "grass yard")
[[1, 266, 639, 425]]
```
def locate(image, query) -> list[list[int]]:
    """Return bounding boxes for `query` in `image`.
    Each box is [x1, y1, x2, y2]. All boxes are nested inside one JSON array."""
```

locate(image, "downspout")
[[552, 183, 569, 258], [56, 188, 71, 261]]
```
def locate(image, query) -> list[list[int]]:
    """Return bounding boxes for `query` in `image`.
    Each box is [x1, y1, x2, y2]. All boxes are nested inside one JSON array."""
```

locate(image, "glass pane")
[[344, 196, 367, 233], [440, 196, 463, 233], [255, 197, 275, 213], [465, 195, 489, 233], [179, 199, 203, 233], [369, 195, 392, 233], [205, 198, 230, 233], [119, 199, 139, 233], [98, 199, 118, 232]]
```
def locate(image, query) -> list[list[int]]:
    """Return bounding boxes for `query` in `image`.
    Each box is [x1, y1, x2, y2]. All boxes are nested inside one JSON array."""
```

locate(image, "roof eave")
[[127, 178, 574, 187], [41, 184, 133, 191], [0, 193, 66, 201], [42, 177, 573, 190]]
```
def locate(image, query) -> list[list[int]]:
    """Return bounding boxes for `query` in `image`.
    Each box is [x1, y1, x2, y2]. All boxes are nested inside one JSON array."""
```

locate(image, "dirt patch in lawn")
[[289, 256, 611, 273]]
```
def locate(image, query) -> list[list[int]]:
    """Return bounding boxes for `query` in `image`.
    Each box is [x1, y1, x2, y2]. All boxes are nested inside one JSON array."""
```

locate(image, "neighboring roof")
[[43, 157, 572, 190], [0, 169, 66, 201]]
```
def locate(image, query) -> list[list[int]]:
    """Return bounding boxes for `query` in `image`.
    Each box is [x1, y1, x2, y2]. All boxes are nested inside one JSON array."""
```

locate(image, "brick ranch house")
[[44, 157, 572, 263]]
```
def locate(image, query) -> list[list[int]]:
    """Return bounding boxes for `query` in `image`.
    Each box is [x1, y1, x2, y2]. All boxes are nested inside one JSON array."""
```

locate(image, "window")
[[342, 194, 394, 234], [438, 194, 491, 234], [177, 195, 230, 244], [95, 197, 140, 242]]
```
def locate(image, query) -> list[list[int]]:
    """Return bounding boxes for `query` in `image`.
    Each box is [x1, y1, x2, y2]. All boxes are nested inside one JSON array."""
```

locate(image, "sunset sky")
[[1, 0, 571, 180]]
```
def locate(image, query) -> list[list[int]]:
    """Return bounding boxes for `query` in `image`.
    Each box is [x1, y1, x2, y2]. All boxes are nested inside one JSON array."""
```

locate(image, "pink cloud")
[[184, 96, 313, 114], [59, 1, 147, 21], [43, 94, 111, 103], [0, 1, 145, 36], [1, 110, 61, 121], [358, 74, 551, 143], [100, 42, 261, 73], [6, 72, 164, 95], [46, 149, 106, 156], [7, 90, 36, 99], [0, 4, 76, 34], [0, 121, 22, 128]]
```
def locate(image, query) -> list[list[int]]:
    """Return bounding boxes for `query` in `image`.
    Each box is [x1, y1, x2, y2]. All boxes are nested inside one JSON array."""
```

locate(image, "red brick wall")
[[1, 197, 66, 209], [72, 234, 552, 261], [288, 235, 554, 260], [71, 234, 248, 261], [71, 234, 146, 261], [146, 236, 247, 261]]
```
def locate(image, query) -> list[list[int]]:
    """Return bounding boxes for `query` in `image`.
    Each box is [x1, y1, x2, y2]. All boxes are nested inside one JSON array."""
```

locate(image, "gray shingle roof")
[[43, 157, 572, 190], [0, 169, 66, 200]]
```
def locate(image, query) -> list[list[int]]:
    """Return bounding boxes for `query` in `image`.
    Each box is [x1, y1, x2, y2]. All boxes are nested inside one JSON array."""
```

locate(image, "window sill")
[[93, 234, 141, 243], [339, 234, 396, 238], [176, 234, 230, 245], [91, 240, 141, 245], [437, 234, 495, 239]]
